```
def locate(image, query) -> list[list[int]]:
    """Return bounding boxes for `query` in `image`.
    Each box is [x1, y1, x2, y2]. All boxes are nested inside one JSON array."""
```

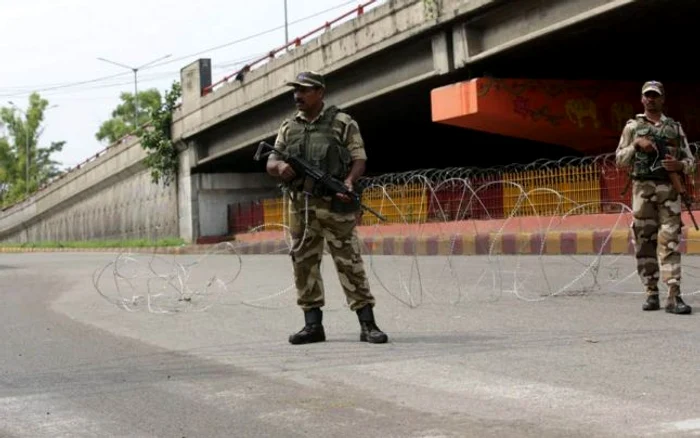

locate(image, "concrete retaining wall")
[[0, 137, 178, 243]]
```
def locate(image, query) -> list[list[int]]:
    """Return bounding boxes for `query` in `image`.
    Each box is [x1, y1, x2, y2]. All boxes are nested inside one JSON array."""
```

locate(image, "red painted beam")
[[431, 78, 700, 154]]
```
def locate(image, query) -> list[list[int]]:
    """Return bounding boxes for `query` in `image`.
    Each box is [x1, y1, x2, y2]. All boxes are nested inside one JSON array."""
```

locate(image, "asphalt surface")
[[1, 251, 699, 437]]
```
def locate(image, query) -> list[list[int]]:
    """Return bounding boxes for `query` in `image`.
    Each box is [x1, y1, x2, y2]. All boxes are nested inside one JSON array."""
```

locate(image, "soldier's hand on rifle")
[[336, 179, 353, 202], [662, 154, 683, 172], [276, 162, 296, 181], [635, 137, 656, 153]]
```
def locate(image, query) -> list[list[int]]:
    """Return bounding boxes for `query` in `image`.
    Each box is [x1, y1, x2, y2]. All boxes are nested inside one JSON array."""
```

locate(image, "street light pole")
[[7, 102, 58, 196], [97, 54, 172, 130], [284, 0, 289, 46]]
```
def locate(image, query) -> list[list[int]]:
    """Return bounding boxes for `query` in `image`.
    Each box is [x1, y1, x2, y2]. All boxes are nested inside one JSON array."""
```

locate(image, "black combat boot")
[[289, 308, 326, 345], [356, 305, 388, 344], [665, 286, 692, 315], [642, 294, 660, 311]]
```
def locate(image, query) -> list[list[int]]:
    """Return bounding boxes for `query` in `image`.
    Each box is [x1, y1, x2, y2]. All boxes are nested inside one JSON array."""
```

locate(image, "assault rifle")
[[253, 141, 387, 222], [649, 134, 699, 231]]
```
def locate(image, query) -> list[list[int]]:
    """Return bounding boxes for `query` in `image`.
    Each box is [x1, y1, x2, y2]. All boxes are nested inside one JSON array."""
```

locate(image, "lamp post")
[[284, 0, 289, 46], [97, 54, 172, 130], [7, 101, 58, 196]]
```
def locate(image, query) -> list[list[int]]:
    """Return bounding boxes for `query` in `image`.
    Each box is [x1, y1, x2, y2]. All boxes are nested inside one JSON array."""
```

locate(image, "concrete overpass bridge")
[[0, 0, 697, 244]]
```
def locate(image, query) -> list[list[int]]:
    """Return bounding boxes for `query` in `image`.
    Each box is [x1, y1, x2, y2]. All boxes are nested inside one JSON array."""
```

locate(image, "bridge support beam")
[[431, 31, 454, 75], [451, 0, 636, 64]]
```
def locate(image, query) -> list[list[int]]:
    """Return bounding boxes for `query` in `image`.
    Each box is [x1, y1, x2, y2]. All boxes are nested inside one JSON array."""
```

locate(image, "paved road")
[[1, 252, 699, 437]]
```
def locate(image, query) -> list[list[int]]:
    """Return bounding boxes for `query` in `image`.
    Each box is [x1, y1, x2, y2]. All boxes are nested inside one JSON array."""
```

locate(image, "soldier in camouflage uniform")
[[266, 71, 389, 344], [616, 81, 693, 314]]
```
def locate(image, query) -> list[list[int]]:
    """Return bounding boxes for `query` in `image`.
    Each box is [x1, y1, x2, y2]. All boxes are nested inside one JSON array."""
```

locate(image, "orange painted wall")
[[431, 78, 700, 154]]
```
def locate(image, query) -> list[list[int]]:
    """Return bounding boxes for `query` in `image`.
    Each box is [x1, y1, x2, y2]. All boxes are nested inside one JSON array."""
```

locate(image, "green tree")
[[138, 81, 182, 186], [0, 93, 65, 206], [95, 88, 162, 144]]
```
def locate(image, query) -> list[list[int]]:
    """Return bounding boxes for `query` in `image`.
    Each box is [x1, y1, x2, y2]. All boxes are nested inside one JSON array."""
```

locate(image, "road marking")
[[661, 418, 700, 433]]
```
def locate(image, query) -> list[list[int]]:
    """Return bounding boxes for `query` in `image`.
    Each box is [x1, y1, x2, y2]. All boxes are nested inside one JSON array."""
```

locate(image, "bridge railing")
[[202, 0, 379, 96], [227, 150, 700, 234]]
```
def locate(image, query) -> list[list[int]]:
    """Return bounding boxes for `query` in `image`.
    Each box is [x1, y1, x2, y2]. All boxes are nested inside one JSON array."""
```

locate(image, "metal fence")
[[227, 151, 700, 234]]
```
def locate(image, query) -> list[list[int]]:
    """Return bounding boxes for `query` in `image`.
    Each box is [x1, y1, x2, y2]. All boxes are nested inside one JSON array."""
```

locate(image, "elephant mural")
[[610, 101, 634, 131], [565, 98, 600, 129]]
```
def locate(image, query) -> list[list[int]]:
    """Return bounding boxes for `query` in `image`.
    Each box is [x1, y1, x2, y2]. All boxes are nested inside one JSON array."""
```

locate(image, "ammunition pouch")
[[631, 147, 670, 181], [631, 122, 681, 181]]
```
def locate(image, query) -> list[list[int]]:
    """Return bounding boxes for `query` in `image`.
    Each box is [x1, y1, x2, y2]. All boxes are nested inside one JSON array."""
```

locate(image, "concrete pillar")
[[177, 144, 200, 243], [180, 59, 212, 116]]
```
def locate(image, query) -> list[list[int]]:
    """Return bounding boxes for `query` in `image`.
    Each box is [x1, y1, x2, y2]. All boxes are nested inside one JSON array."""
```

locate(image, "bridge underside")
[[365, 1, 699, 173], [195, 0, 699, 178]]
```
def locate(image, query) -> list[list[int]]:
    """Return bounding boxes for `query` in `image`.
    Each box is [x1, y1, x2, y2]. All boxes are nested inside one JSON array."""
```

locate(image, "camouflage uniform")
[[275, 106, 374, 312], [269, 71, 388, 344], [615, 84, 695, 314]]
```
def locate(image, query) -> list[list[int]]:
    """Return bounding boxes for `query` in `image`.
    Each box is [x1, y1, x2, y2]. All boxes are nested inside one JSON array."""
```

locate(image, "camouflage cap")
[[642, 80, 664, 96], [286, 71, 325, 88]]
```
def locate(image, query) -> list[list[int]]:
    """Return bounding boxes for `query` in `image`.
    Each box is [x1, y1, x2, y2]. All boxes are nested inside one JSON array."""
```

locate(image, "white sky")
[[0, 0, 381, 170]]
